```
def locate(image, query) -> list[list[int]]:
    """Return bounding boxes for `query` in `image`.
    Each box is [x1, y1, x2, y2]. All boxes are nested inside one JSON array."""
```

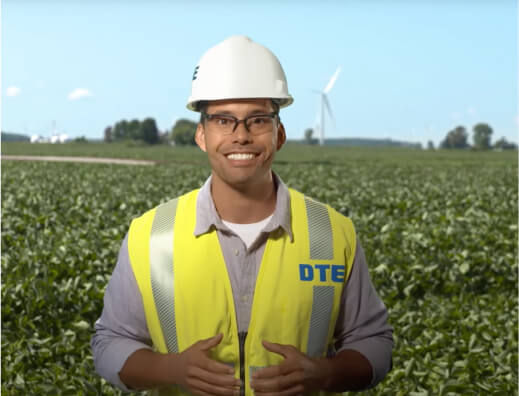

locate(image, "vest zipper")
[[238, 331, 247, 396]]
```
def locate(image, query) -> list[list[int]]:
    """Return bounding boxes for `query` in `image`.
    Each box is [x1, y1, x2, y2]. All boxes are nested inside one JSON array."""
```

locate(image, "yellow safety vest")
[[128, 188, 356, 396]]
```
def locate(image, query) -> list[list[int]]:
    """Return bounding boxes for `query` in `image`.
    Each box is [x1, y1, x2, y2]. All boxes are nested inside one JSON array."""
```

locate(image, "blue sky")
[[2, 0, 517, 147]]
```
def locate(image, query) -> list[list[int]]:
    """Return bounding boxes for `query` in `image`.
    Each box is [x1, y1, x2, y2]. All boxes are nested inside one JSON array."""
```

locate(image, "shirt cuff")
[[95, 337, 152, 392], [336, 337, 393, 389]]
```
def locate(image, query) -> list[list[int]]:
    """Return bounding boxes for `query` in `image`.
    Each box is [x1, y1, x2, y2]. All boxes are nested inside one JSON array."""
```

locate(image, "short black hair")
[[197, 101, 208, 123]]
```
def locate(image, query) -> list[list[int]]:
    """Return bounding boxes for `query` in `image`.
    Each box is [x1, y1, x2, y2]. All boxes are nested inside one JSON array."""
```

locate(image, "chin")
[[213, 165, 271, 187], [221, 171, 263, 188], [225, 175, 256, 187]]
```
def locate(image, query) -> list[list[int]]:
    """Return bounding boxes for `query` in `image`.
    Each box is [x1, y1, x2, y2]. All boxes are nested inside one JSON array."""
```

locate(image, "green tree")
[[128, 119, 141, 140], [158, 130, 170, 144], [427, 140, 435, 150], [472, 123, 493, 150], [139, 118, 159, 144], [493, 137, 518, 150], [440, 126, 469, 149], [171, 119, 197, 146], [112, 120, 128, 140], [1, 132, 30, 142], [304, 128, 317, 145], [110, 118, 161, 144], [104, 126, 112, 143], [73, 136, 88, 143]]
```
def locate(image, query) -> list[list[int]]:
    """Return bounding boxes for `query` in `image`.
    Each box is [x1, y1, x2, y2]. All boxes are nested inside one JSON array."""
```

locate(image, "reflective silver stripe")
[[150, 198, 179, 353], [307, 285, 334, 357], [304, 198, 333, 260]]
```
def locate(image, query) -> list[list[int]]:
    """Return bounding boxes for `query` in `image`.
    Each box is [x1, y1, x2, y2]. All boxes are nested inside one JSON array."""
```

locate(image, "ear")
[[276, 122, 286, 151], [195, 123, 207, 152]]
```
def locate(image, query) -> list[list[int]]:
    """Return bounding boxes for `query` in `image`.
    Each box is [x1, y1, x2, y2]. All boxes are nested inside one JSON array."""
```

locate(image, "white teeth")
[[226, 153, 255, 160]]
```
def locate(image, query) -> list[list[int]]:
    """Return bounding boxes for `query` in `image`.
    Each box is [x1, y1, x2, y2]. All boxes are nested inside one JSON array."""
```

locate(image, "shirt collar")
[[194, 173, 293, 241]]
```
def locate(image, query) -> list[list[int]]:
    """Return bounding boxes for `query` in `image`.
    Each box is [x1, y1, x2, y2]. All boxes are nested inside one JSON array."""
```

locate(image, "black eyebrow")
[[210, 111, 235, 116], [208, 109, 273, 117], [248, 110, 273, 115]]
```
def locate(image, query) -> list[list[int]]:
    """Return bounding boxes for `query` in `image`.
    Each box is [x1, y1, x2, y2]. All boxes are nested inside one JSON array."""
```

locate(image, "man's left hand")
[[250, 340, 328, 395]]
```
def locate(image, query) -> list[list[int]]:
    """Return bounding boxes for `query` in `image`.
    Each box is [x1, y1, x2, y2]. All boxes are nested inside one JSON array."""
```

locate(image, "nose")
[[232, 120, 252, 144]]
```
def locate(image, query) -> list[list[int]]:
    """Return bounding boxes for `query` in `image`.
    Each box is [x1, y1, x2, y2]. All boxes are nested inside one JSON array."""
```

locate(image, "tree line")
[[437, 123, 516, 150], [104, 118, 162, 144], [103, 118, 198, 146], [103, 117, 516, 150], [303, 123, 516, 150]]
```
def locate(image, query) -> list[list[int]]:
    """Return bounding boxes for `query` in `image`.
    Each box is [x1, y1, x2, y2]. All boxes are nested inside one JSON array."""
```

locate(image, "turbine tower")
[[317, 67, 341, 146]]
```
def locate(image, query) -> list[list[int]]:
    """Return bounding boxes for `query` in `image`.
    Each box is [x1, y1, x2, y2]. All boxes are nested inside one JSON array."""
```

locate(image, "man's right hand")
[[119, 334, 240, 395], [174, 334, 241, 396]]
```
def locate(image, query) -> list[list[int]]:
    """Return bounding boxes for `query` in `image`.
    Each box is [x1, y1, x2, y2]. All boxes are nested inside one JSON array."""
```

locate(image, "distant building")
[[50, 134, 69, 143], [31, 133, 69, 143], [31, 134, 46, 143]]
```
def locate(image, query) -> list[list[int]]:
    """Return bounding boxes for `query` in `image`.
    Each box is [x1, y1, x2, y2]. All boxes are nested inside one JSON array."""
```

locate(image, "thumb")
[[199, 333, 223, 351], [262, 340, 288, 358]]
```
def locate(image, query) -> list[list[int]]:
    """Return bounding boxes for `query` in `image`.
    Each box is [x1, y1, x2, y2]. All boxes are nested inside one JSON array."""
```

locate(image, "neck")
[[211, 173, 277, 224]]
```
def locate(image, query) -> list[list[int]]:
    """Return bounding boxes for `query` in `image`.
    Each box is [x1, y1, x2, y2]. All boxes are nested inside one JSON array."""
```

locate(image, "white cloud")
[[467, 107, 476, 116], [68, 88, 92, 100], [450, 111, 461, 121], [6, 86, 21, 96]]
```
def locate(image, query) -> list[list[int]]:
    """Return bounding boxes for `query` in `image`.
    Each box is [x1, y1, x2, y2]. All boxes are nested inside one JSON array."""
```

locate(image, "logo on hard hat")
[[192, 66, 200, 81]]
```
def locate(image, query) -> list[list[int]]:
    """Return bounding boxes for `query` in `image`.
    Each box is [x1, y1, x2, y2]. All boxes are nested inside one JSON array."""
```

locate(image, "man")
[[92, 35, 393, 395]]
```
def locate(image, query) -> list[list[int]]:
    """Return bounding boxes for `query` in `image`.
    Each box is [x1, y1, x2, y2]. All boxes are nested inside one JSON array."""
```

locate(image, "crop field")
[[1, 143, 517, 395]]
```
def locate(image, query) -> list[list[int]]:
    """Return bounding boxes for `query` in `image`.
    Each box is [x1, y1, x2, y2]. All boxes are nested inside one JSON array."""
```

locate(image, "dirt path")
[[1, 155, 156, 166]]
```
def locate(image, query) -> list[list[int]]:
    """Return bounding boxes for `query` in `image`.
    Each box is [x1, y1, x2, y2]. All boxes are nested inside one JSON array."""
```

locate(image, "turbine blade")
[[323, 66, 341, 94], [323, 95, 335, 127]]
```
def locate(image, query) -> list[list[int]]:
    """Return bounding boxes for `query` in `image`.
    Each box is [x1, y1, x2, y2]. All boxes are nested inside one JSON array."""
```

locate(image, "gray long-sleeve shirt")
[[91, 175, 393, 392]]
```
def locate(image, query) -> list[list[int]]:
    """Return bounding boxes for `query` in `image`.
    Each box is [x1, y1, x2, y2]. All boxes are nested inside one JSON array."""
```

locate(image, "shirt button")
[[241, 295, 248, 302], [234, 249, 239, 256]]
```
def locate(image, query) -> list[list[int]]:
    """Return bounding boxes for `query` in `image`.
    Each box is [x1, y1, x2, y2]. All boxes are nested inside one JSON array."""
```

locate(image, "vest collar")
[[194, 173, 293, 242]]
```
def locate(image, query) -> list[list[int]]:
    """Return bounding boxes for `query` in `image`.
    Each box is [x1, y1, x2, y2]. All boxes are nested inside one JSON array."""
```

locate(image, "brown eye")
[[252, 116, 268, 124], [215, 116, 231, 125]]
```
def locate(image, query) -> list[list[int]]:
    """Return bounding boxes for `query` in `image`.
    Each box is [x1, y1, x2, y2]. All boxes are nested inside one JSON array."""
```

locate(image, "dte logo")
[[299, 264, 345, 283], [192, 65, 200, 81]]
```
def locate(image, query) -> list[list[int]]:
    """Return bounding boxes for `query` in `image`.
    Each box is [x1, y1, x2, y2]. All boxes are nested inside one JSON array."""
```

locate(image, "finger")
[[204, 359, 237, 375], [251, 369, 303, 392], [187, 376, 240, 396], [262, 340, 290, 358], [251, 364, 283, 379], [199, 334, 224, 351], [251, 372, 305, 396], [196, 353, 236, 375], [189, 365, 240, 388]]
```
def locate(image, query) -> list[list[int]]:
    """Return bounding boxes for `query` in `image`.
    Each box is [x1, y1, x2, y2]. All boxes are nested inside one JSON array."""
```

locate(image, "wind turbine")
[[315, 67, 341, 146]]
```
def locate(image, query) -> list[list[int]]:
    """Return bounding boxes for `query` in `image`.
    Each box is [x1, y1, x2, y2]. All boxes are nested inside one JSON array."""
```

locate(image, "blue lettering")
[[331, 265, 345, 282], [299, 264, 313, 281], [314, 264, 330, 281], [299, 264, 345, 282]]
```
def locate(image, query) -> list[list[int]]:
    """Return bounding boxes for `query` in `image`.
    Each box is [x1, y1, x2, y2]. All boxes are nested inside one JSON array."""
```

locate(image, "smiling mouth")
[[226, 153, 257, 160]]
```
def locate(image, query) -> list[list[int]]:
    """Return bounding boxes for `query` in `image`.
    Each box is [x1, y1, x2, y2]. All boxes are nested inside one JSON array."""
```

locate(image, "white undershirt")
[[222, 214, 274, 249]]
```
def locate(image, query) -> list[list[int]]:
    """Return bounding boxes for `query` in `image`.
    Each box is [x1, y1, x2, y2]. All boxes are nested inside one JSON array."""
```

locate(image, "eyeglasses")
[[201, 112, 278, 136]]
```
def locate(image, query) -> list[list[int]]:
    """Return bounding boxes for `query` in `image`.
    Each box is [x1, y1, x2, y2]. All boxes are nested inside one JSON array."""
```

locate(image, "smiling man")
[[92, 36, 393, 396], [196, 99, 284, 224]]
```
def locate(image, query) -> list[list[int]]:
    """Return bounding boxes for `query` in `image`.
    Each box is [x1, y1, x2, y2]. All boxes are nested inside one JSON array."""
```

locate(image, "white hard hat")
[[187, 35, 293, 111]]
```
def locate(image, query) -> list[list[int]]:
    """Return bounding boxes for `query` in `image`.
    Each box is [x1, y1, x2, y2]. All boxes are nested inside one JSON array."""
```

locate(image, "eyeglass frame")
[[200, 111, 280, 135]]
